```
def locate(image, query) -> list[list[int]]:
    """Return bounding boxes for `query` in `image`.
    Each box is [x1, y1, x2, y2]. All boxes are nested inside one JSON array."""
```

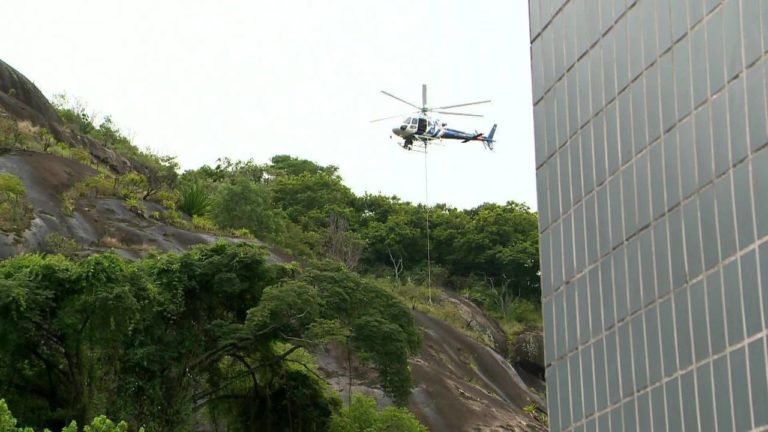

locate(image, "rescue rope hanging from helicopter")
[[424, 143, 432, 305], [371, 84, 495, 305]]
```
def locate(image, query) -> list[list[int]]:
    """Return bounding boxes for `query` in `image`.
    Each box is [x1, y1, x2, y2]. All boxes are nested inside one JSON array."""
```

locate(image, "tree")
[[0, 243, 421, 429], [326, 213, 364, 270], [211, 177, 286, 239], [133, 152, 179, 200], [268, 154, 338, 177]]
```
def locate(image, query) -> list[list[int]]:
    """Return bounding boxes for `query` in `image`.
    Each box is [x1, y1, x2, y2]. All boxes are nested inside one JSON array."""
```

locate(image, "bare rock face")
[[0, 59, 132, 173], [0, 151, 282, 262], [0, 59, 61, 126]]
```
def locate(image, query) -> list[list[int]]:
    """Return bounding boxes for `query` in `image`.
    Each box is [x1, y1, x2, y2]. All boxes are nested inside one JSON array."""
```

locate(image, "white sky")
[[1, 0, 536, 210]]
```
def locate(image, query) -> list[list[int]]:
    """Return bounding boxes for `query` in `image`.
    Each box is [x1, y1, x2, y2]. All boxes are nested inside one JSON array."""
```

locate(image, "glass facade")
[[529, 0, 768, 430]]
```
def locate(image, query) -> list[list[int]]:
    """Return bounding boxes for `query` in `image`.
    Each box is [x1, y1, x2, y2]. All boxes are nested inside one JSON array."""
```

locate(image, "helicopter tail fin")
[[483, 124, 497, 150]]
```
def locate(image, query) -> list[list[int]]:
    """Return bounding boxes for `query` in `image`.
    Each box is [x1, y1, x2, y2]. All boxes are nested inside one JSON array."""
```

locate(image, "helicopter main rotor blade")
[[434, 111, 484, 117], [422, 84, 427, 108], [381, 91, 421, 110], [433, 100, 492, 110], [370, 113, 415, 123]]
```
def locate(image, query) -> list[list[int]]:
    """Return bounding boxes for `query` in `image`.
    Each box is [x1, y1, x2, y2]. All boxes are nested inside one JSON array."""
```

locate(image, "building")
[[528, 0, 768, 430]]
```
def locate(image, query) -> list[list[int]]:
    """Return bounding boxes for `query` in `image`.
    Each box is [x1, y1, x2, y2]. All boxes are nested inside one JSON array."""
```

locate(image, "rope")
[[424, 145, 432, 304]]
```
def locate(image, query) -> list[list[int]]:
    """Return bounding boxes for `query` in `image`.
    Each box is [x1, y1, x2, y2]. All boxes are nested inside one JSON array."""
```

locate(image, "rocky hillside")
[[0, 59, 546, 431]]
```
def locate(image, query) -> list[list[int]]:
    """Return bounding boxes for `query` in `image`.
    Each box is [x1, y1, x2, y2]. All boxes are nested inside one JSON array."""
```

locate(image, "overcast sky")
[[2, 0, 536, 210]]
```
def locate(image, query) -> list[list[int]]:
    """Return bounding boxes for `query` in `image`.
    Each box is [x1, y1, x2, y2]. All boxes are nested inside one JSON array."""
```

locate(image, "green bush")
[[62, 174, 114, 215], [0, 173, 32, 233], [178, 183, 211, 216], [0, 399, 142, 432], [329, 395, 427, 432], [43, 233, 80, 257], [191, 215, 217, 233]]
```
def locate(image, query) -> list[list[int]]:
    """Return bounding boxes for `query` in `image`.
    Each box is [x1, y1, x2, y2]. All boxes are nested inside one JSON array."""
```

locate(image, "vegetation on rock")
[[0, 173, 32, 233]]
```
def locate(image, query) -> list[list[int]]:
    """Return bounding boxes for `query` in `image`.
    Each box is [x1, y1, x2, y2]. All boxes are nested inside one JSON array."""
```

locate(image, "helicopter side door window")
[[417, 117, 427, 134]]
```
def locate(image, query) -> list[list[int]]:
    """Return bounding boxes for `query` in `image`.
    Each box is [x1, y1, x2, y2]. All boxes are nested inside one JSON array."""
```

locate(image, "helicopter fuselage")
[[391, 115, 495, 149]]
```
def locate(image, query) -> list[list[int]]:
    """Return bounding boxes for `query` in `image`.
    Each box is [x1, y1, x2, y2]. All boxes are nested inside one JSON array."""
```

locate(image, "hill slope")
[[0, 59, 546, 431]]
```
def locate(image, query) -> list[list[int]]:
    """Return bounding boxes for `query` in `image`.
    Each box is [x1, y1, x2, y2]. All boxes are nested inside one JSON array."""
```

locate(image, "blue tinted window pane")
[[715, 174, 737, 260], [723, 259, 745, 345], [678, 118, 697, 199], [649, 143, 666, 219], [663, 134, 681, 210], [667, 208, 686, 289], [713, 355, 734, 431], [690, 280, 710, 362], [728, 77, 749, 164], [645, 305, 663, 384], [706, 270, 727, 355], [665, 378, 683, 431], [683, 198, 703, 280], [570, 352, 584, 423], [732, 160, 755, 249], [754, 149, 768, 239], [654, 221, 672, 295], [631, 314, 648, 389], [617, 326, 634, 397], [748, 338, 768, 427], [722, 0, 744, 80], [690, 24, 708, 107], [651, 384, 667, 431], [730, 347, 751, 431], [696, 363, 716, 432], [601, 258, 616, 328], [707, 9, 726, 94], [659, 298, 678, 377], [699, 186, 719, 270], [594, 338, 608, 410], [747, 60, 768, 151], [740, 250, 762, 337], [674, 288, 693, 370], [681, 370, 698, 431], [694, 106, 714, 188], [581, 347, 595, 416], [712, 93, 730, 175], [673, 39, 693, 121], [606, 331, 621, 404]]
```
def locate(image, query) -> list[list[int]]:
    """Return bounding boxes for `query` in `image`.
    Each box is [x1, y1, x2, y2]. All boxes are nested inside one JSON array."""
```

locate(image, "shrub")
[[62, 174, 113, 215], [329, 395, 427, 432], [160, 209, 191, 229], [1, 399, 142, 432], [228, 228, 254, 239], [43, 233, 80, 257], [0, 173, 32, 233], [124, 197, 146, 215], [178, 183, 211, 216], [191, 215, 218, 233], [117, 172, 148, 200]]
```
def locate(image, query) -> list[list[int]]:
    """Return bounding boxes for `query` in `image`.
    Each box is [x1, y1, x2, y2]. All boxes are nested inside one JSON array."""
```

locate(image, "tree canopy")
[[0, 243, 420, 431]]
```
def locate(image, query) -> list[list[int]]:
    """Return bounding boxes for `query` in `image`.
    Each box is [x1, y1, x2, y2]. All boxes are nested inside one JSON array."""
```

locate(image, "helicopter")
[[371, 84, 496, 151]]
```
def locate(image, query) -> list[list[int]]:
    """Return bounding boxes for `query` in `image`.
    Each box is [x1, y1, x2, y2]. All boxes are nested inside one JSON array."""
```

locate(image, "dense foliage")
[[329, 395, 427, 432], [0, 399, 141, 432], [0, 243, 420, 431]]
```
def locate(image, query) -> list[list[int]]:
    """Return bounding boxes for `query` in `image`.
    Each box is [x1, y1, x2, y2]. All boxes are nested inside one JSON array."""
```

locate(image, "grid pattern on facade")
[[529, 0, 768, 430]]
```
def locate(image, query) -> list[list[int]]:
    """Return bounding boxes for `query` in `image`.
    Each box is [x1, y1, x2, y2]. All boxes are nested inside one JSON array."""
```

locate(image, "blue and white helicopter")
[[372, 84, 496, 151]]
